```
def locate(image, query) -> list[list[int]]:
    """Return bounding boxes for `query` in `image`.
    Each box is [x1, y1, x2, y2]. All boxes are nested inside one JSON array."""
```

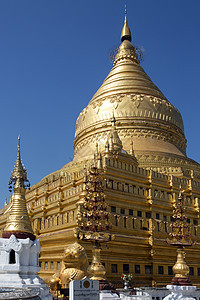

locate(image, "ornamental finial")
[[130, 139, 134, 155], [8, 136, 30, 192], [121, 4, 132, 42], [111, 111, 116, 126], [18, 134, 20, 150]]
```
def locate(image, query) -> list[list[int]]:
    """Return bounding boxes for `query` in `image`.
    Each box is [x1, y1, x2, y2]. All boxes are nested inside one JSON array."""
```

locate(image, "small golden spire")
[[111, 110, 116, 126], [9, 134, 29, 190], [121, 4, 132, 42], [3, 137, 35, 240], [18, 134, 20, 148], [96, 142, 99, 155], [110, 113, 123, 152], [105, 139, 109, 153], [4, 197, 7, 206], [130, 140, 134, 155]]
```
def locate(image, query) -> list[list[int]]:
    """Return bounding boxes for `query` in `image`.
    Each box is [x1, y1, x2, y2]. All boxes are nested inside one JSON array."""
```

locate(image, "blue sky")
[[0, 0, 200, 207]]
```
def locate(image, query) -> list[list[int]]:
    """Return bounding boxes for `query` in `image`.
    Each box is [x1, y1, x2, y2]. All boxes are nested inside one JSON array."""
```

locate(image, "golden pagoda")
[[1, 7, 200, 288], [3, 136, 35, 241]]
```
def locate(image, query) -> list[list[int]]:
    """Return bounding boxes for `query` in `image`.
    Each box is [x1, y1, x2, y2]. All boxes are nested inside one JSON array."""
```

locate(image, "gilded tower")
[[1, 8, 200, 288], [3, 136, 34, 241]]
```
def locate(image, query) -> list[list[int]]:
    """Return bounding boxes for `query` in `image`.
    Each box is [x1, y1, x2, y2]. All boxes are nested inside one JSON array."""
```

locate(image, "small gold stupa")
[[3, 136, 35, 241]]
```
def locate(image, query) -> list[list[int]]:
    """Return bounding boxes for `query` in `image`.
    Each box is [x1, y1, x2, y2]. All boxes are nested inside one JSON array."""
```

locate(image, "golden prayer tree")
[[75, 152, 114, 281], [167, 187, 193, 286]]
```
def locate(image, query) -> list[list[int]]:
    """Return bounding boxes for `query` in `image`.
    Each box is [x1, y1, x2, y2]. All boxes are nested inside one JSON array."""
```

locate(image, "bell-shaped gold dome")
[[73, 10, 198, 173]]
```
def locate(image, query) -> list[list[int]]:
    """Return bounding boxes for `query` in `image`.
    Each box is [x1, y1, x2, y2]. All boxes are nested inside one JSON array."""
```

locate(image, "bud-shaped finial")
[[121, 4, 132, 42]]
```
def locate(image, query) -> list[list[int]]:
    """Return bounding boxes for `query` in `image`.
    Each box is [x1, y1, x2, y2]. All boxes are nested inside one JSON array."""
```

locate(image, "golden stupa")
[[0, 7, 200, 288], [3, 136, 35, 241]]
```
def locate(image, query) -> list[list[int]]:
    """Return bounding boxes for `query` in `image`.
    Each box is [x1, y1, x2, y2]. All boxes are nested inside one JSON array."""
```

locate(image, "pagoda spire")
[[110, 113, 123, 152], [121, 4, 132, 42], [3, 136, 35, 241], [130, 140, 134, 155], [9, 135, 30, 190]]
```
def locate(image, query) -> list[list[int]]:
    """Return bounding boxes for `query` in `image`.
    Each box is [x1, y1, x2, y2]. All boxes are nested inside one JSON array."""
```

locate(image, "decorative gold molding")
[[76, 94, 184, 135]]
